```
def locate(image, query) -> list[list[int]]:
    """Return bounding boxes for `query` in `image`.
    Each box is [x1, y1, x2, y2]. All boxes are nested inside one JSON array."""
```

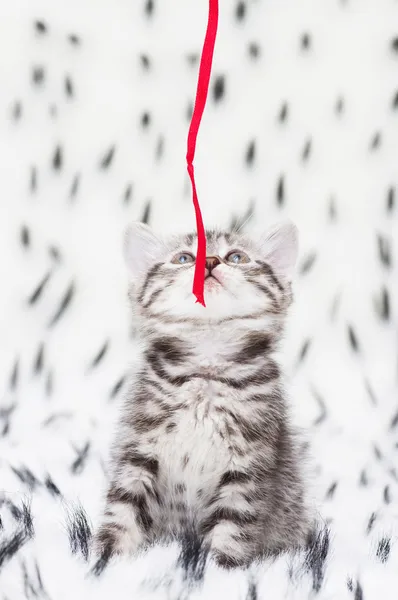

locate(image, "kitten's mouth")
[[205, 273, 222, 288]]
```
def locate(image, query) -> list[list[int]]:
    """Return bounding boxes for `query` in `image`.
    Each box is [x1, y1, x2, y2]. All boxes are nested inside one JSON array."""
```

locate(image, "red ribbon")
[[186, 0, 219, 307]]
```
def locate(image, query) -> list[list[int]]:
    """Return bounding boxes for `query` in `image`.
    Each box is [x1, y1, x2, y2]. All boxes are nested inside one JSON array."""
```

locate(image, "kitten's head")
[[124, 222, 298, 321]]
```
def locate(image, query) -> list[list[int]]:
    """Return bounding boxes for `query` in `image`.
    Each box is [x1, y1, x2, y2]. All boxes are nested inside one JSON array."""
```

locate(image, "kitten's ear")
[[258, 221, 299, 281], [123, 222, 164, 277]]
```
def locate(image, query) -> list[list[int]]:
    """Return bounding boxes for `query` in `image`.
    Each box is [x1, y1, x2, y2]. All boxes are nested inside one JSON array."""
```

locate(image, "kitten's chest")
[[159, 381, 243, 493]]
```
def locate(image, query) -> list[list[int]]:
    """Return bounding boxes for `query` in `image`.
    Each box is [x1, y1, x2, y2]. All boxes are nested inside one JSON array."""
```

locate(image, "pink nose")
[[205, 256, 221, 273]]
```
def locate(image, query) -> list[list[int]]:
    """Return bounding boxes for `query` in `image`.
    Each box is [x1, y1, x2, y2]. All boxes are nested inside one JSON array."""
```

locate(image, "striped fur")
[[94, 222, 310, 568]]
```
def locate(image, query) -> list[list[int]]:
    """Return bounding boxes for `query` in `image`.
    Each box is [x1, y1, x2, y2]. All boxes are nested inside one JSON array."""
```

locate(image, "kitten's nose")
[[205, 256, 221, 273]]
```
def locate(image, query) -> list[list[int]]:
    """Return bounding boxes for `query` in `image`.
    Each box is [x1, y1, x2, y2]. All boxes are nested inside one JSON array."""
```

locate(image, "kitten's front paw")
[[212, 550, 248, 570], [208, 522, 252, 570], [92, 524, 141, 560]]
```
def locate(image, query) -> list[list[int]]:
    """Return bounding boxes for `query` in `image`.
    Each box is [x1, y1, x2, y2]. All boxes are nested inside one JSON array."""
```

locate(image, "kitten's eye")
[[225, 251, 250, 264], [171, 252, 195, 265]]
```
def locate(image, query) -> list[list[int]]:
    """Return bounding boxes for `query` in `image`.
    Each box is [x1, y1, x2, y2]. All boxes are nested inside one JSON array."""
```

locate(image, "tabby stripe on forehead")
[[255, 261, 284, 291], [138, 263, 163, 304]]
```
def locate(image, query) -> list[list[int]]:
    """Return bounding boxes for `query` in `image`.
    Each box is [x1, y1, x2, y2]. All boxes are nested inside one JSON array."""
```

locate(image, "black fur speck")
[[32, 66, 45, 86], [71, 442, 90, 475], [300, 251, 317, 275], [347, 325, 359, 353], [370, 131, 381, 150], [359, 470, 368, 486], [35, 20, 47, 34], [46, 371, 53, 397], [376, 537, 391, 563], [304, 527, 330, 593], [383, 485, 391, 504], [378, 286, 390, 321], [387, 187, 395, 212], [366, 512, 377, 534], [52, 145, 63, 171], [68, 34, 81, 46], [392, 90, 398, 109], [335, 97, 344, 116], [11, 467, 40, 490], [10, 359, 19, 390], [246, 580, 258, 600], [123, 183, 133, 204], [186, 100, 193, 122], [141, 111, 151, 128], [48, 282, 75, 328], [33, 343, 44, 375], [278, 102, 288, 123], [377, 234, 391, 268], [248, 42, 260, 60], [49, 245, 62, 262], [235, 1, 246, 21], [213, 75, 225, 103], [12, 100, 22, 121], [156, 136, 164, 161], [354, 581, 363, 600], [140, 54, 151, 70], [70, 173, 80, 200], [301, 33, 311, 51], [100, 146, 116, 170], [312, 388, 327, 426], [391, 37, 398, 53], [301, 138, 312, 162], [21, 225, 30, 248], [88, 341, 109, 370], [110, 375, 126, 399], [298, 339, 311, 363], [0, 515, 33, 570], [245, 140, 256, 167], [329, 197, 337, 221], [390, 410, 398, 430], [30, 166, 37, 193], [45, 475, 62, 497], [65, 75, 74, 98], [364, 379, 377, 406], [28, 272, 51, 305], [145, 0, 154, 17], [325, 481, 338, 499], [276, 175, 285, 206], [141, 200, 151, 225], [186, 53, 199, 66], [66, 504, 92, 561]]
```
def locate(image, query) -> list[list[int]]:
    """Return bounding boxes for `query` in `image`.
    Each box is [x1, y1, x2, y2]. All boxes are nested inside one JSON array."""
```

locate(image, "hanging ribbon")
[[186, 0, 219, 307]]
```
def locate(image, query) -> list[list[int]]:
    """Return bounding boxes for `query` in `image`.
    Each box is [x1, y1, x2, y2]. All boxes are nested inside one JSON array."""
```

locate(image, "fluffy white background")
[[0, 0, 397, 598]]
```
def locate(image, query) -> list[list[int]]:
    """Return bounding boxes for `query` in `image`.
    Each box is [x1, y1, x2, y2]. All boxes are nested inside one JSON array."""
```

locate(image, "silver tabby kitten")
[[95, 221, 310, 568]]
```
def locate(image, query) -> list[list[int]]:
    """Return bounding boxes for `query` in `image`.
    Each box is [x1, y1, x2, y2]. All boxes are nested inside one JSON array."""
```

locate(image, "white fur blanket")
[[0, 0, 397, 597]]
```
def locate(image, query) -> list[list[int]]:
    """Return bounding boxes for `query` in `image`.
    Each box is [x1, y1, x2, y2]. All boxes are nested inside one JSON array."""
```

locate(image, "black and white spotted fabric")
[[1, 1, 397, 597]]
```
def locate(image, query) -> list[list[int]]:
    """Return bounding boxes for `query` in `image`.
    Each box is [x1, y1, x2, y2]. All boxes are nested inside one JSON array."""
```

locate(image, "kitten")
[[94, 221, 310, 569]]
